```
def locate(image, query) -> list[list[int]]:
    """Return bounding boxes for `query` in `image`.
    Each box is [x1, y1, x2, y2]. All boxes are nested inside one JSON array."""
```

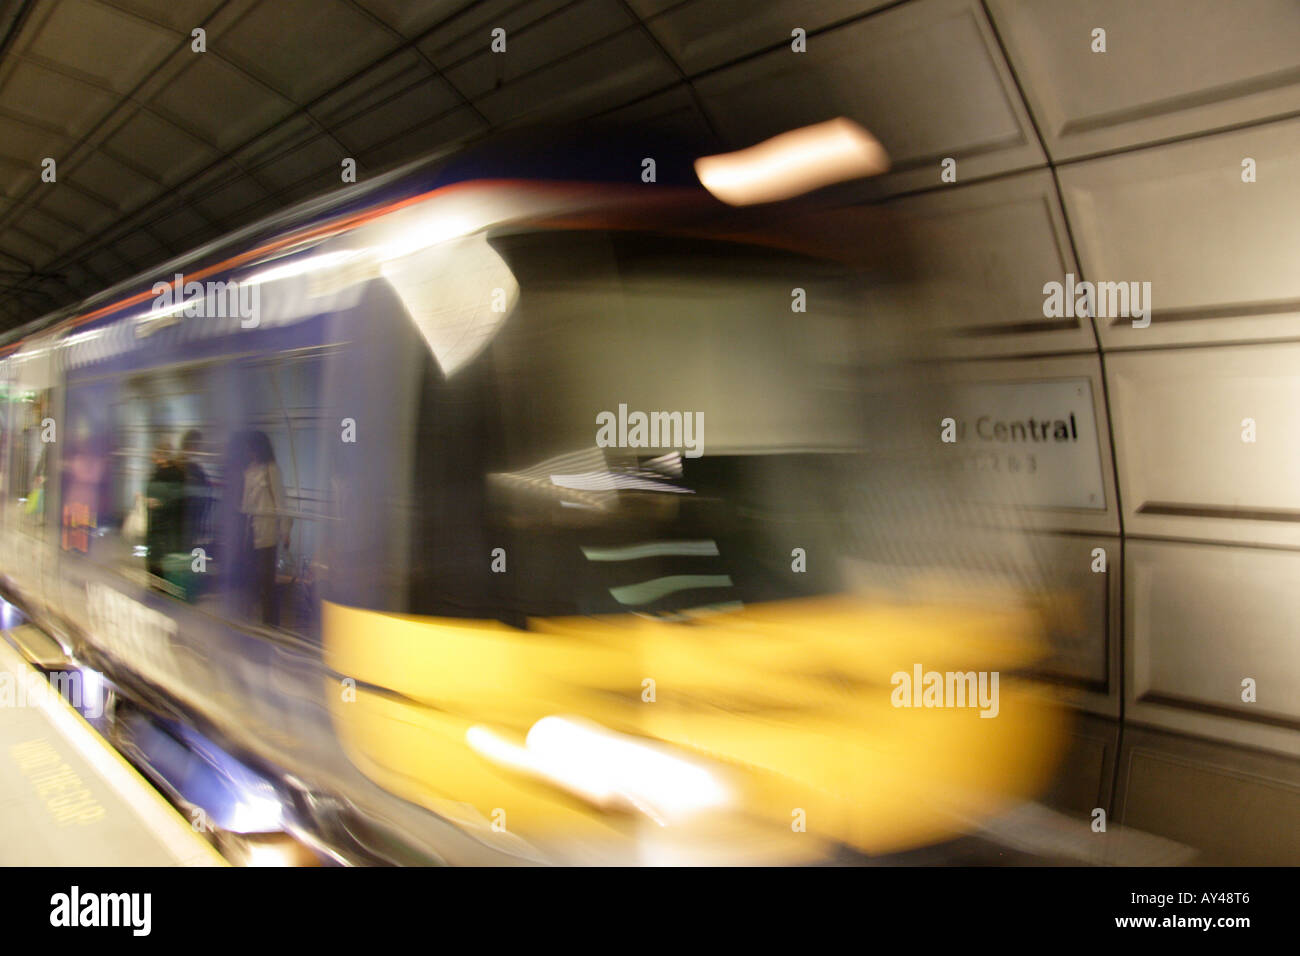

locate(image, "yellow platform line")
[[0, 636, 228, 867]]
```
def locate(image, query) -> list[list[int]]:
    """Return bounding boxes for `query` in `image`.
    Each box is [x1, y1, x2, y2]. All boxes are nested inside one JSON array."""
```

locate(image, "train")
[[0, 123, 1068, 864]]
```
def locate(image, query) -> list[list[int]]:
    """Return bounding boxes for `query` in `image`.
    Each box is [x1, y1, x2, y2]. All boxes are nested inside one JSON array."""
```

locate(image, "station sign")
[[947, 377, 1106, 510]]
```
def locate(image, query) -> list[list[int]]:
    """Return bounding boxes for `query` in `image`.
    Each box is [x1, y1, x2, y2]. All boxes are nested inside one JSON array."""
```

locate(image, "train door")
[[0, 337, 61, 620]]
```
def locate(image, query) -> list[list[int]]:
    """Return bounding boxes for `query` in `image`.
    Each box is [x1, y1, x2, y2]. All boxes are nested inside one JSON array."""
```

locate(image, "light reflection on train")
[[0, 123, 1070, 864]]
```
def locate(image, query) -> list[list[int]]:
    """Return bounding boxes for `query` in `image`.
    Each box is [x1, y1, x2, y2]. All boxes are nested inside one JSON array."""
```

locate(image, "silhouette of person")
[[240, 431, 290, 626], [177, 429, 211, 556], [145, 438, 184, 580]]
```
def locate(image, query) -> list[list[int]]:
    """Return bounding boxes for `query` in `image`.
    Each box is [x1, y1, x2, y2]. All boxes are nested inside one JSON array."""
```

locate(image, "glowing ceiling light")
[[694, 117, 890, 206]]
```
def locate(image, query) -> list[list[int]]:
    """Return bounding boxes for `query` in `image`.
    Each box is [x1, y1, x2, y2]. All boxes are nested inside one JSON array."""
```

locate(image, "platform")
[[0, 636, 225, 866]]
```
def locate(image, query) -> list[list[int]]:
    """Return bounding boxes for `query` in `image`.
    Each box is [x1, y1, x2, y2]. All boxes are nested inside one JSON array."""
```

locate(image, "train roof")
[[0, 122, 716, 354]]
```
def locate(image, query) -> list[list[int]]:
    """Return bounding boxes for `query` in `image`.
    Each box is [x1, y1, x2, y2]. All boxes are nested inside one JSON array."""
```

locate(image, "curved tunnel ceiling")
[[2, 0, 1294, 335]]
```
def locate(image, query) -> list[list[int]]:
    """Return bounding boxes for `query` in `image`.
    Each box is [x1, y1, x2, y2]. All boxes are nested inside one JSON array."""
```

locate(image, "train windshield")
[[403, 229, 876, 623]]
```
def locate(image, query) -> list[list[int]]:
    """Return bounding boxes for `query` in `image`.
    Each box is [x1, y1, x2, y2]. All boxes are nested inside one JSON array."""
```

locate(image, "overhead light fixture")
[[695, 117, 890, 206]]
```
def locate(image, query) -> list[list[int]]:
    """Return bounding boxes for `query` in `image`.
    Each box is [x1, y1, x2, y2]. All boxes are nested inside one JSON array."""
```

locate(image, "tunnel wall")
[[615, 0, 1300, 862]]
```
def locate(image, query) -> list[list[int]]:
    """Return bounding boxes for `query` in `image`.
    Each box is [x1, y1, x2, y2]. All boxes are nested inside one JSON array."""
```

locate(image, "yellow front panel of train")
[[323, 596, 1067, 861]]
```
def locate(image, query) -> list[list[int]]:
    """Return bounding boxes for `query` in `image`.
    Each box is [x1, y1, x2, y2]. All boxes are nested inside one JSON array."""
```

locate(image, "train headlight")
[[467, 716, 731, 826]]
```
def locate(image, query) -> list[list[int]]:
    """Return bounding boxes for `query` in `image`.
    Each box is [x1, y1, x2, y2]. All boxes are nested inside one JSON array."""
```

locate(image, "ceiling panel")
[[988, 0, 1300, 161], [354, 105, 486, 169], [470, 28, 677, 126], [218, 0, 398, 103], [80, 243, 134, 281], [0, 114, 71, 174], [189, 172, 269, 227], [15, 202, 85, 255], [0, 151, 38, 200], [25, 0, 178, 93], [354, 0, 469, 38], [232, 113, 318, 168], [313, 50, 450, 128], [255, 132, 346, 192], [416, 0, 561, 69], [885, 168, 1093, 358], [102, 108, 219, 184], [0, 225, 58, 265], [149, 52, 294, 150], [0, 60, 118, 134], [694, 0, 1044, 193], [637, 0, 894, 75], [106, 0, 227, 35], [439, 0, 634, 101], [598, 83, 717, 145], [148, 202, 216, 248], [332, 76, 462, 153], [1108, 343, 1300, 549], [66, 147, 162, 210], [35, 182, 118, 236], [109, 226, 168, 268], [1060, 117, 1300, 350]]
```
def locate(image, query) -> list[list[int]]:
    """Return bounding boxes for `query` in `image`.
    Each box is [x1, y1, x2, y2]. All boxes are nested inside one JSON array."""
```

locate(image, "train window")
[[88, 368, 221, 604], [72, 351, 328, 638], [229, 353, 330, 636], [62, 379, 114, 555], [401, 230, 868, 623], [5, 387, 55, 535], [0, 383, 10, 528]]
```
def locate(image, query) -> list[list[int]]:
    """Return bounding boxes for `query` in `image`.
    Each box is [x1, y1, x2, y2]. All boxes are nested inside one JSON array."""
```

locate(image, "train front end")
[[314, 178, 1070, 865]]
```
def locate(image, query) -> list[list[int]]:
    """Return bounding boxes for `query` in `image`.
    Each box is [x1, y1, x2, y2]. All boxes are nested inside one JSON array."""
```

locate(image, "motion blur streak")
[[467, 717, 731, 825], [0, 124, 1077, 865], [694, 118, 891, 205]]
